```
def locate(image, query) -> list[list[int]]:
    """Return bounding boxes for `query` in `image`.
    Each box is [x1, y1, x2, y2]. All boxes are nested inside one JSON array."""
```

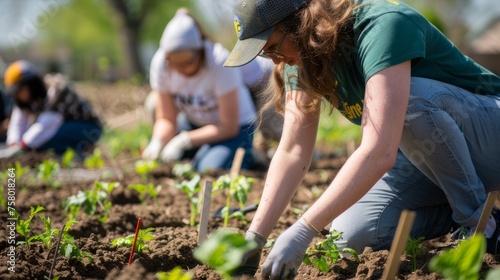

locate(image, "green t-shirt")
[[285, 0, 500, 125]]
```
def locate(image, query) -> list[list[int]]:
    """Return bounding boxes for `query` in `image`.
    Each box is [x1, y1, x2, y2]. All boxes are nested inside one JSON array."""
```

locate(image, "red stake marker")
[[128, 218, 142, 266]]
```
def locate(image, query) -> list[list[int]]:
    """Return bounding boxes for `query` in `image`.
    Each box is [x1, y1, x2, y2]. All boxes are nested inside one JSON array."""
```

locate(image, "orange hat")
[[4, 60, 38, 95]]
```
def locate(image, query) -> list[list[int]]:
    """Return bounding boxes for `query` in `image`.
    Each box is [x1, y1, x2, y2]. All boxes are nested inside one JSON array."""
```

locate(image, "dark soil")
[[1, 149, 499, 280]]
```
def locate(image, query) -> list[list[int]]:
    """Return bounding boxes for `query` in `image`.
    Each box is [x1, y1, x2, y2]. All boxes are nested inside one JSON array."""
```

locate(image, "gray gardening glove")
[[0, 144, 22, 159], [160, 131, 192, 162], [261, 219, 317, 279], [232, 230, 266, 277]]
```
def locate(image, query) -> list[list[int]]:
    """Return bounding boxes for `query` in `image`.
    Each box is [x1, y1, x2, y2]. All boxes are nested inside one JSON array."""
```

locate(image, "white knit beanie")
[[160, 10, 203, 53]]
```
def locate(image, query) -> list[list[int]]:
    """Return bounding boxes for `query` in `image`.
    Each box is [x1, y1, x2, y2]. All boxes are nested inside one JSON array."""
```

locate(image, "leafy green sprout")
[[405, 236, 426, 272], [194, 229, 257, 280], [83, 148, 105, 169], [429, 234, 486, 280], [111, 227, 155, 252], [213, 174, 254, 227], [16, 206, 45, 246], [63, 181, 119, 222], [61, 148, 77, 168], [174, 174, 202, 227], [172, 162, 196, 180], [156, 267, 192, 280], [36, 159, 61, 188], [303, 230, 360, 272], [135, 159, 159, 181], [58, 220, 93, 263], [128, 183, 162, 204]]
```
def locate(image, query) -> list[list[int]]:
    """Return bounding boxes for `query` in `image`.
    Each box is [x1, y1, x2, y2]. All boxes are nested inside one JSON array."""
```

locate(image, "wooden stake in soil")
[[382, 210, 416, 280], [198, 180, 213, 244], [474, 191, 499, 235], [230, 147, 245, 179], [128, 218, 142, 266]]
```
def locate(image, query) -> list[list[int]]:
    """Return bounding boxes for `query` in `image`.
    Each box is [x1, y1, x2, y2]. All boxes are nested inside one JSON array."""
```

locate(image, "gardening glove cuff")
[[0, 144, 22, 159], [246, 230, 267, 249], [160, 131, 192, 162], [232, 231, 265, 277], [261, 219, 317, 279], [142, 138, 164, 160]]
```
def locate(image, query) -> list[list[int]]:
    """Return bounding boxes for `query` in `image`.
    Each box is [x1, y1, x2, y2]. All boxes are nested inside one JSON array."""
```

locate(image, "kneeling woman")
[[3, 60, 102, 158], [142, 9, 256, 172]]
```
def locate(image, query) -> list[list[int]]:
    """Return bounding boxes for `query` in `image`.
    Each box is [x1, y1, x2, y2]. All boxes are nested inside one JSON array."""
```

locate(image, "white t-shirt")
[[150, 41, 256, 127]]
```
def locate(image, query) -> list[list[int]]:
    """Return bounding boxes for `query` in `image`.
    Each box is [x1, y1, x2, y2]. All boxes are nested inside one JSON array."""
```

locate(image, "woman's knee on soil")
[[329, 208, 381, 253]]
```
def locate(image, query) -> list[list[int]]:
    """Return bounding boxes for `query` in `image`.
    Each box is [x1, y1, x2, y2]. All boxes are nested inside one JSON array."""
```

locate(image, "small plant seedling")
[[303, 230, 359, 272], [213, 174, 254, 227], [61, 149, 77, 168], [63, 181, 119, 222], [58, 220, 93, 263], [134, 159, 158, 181], [31, 214, 58, 249], [111, 227, 155, 252], [128, 183, 162, 204], [8, 161, 31, 181], [16, 205, 45, 246], [156, 267, 193, 280], [36, 159, 61, 188], [194, 229, 257, 280], [172, 162, 196, 179], [430, 234, 485, 280], [84, 148, 104, 169], [405, 236, 425, 272], [174, 174, 202, 226]]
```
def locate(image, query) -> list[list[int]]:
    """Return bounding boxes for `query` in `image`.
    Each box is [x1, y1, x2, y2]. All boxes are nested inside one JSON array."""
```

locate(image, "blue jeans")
[[37, 121, 102, 156], [330, 77, 500, 252], [177, 114, 255, 172]]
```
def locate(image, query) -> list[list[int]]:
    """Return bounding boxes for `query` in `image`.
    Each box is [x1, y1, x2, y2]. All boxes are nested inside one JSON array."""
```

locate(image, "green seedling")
[[303, 230, 359, 272], [31, 214, 58, 249], [194, 229, 257, 280], [61, 149, 77, 168], [63, 181, 119, 222], [8, 161, 31, 180], [16, 206, 45, 246], [430, 234, 485, 280], [405, 236, 425, 272], [213, 174, 254, 227], [174, 174, 202, 226], [172, 162, 196, 179], [58, 221, 93, 263], [36, 159, 61, 188], [135, 159, 158, 181], [156, 267, 193, 280], [128, 183, 162, 204], [84, 148, 104, 169], [111, 227, 155, 252]]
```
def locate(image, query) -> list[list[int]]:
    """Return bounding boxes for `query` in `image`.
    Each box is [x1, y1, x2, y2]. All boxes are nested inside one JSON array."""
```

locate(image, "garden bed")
[[1, 149, 499, 280]]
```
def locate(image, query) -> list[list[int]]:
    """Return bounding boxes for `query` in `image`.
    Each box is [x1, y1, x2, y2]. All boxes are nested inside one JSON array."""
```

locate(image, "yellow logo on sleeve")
[[386, 0, 400, 5]]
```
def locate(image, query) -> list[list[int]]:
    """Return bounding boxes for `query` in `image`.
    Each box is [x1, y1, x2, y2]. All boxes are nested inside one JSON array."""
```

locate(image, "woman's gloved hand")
[[261, 219, 318, 279], [160, 131, 192, 162], [232, 230, 267, 277], [142, 138, 165, 160]]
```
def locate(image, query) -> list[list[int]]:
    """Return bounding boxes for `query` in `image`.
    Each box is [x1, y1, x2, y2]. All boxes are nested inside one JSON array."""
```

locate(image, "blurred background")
[[1, 0, 499, 83], [0, 0, 499, 152]]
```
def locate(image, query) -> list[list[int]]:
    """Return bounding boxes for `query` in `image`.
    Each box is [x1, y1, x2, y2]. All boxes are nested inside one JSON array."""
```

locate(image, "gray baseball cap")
[[224, 0, 310, 67]]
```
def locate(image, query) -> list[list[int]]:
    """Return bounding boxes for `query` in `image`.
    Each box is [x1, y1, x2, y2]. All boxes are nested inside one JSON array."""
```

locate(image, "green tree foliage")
[[40, 0, 195, 80]]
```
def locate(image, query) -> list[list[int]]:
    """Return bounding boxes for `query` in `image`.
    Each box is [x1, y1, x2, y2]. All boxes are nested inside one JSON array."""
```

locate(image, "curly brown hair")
[[260, 0, 358, 119]]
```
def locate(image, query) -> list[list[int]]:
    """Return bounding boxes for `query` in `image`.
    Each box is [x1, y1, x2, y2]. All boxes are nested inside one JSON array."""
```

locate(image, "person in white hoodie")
[[142, 9, 257, 172], [0, 60, 102, 158]]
